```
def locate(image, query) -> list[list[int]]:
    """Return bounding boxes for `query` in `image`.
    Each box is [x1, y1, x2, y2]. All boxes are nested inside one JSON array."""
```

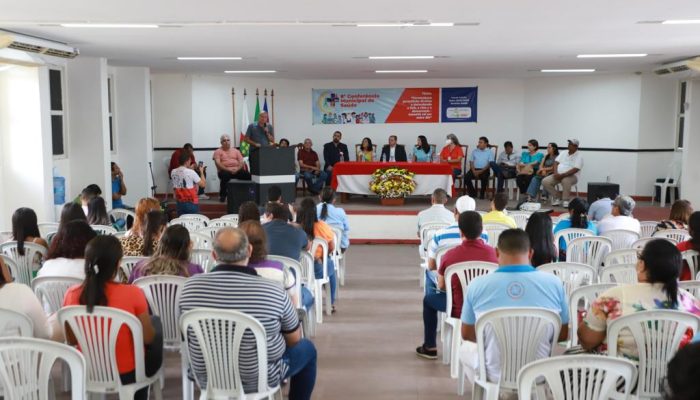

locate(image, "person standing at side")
[[171, 152, 206, 216], [111, 162, 128, 209], [213, 134, 251, 203], [322, 131, 349, 185]]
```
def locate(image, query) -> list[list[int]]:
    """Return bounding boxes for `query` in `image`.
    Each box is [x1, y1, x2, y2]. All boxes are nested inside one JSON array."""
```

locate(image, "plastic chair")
[[603, 248, 638, 266], [682, 250, 700, 278], [0, 337, 86, 400], [601, 229, 640, 251], [639, 221, 657, 238], [607, 310, 700, 399], [207, 218, 236, 228], [32, 276, 82, 314], [565, 236, 612, 272], [442, 261, 497, 381], [195, 226, 221, 240], [299, 251, 318, 315], [190, 232, 214, 250], [553, 228, 594, 255], [179, 309, 282, 400], [220, 214, 239, 225], [190, 249, 217, 273], [631, 236, 660, 250], [418, 222, 450, 288], [109, 208, 136, 231], [45, 230, 59, 246], [310, 238, 331, 322], [37, 222, 59, 238], [651, 150, 682, 208], [538, 262, 598, 298], [0, 255, 18, 281], [508, 211, 531, 230], [653, 228, 691, 243], [463, 307, 561, 399], [0, 308, 33, 337], [118, 256, 147, 283], [169, 217, 207, 232], [482, 223, 511, 247], [599, 264, 638, 284], [91, 224, 118, 235], [179, 214, 210, 225], [679, 280, 700, 297], [517, 355, 636, 400], [329, 225, 345, 287], [58, 306, 163, 399], [266, 255, 316, 338], [568, 283, 616, 347], [0, 241, 48, 286]]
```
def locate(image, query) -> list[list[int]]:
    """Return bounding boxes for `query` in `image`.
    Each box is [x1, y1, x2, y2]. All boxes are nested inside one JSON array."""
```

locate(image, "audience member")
[[213, 134, 251, 203], [76, 184, 102, 215], [0, 257, 52, 339], [676, 211, 700, 280], [440, 134, 464, 180], [179, 228, 316, 399], [412, 135, 433, 162], [263, 185, 295, 222], [465, 136, 494, 199], [264, 202, 310, 260], [417, 188, 454, 235], [380, 135, 407, 162], [58, 202, 88, 230], [490, 141, 520, 193], [542, 139, 583, 207], [244, 111, 275, 148], [596, 195, 641, 234], [323, 131, 349, 184], [578, 239, 700, 357], [120, 210, 166, 257], [459, 229, 569, 384], [416, 211, 497, 359], [128, 224, 204, 283], [111, 162, 128, 209], [125, 198, 161, 238], [87, 196, 111, 226], [63, 235, 163, 400], [11, 207, 48, 252], [525, 142, 558, 202], [171, 151, 206, 216], [656, 199, 692, 233], [482, 193, 517, 228], [316, 187, 350, 250], [666, 342, 700, 400], [425, 195, 477, 271], [238, 201, 262, 223], [357, 137, 375, 162], [553, 197, 597, 259], [298, 138, 327, 195], [525, 212, 557, 267], [40, 220, 97, 279], [516, 139, 543, 202], [587, 193, 614, 222]]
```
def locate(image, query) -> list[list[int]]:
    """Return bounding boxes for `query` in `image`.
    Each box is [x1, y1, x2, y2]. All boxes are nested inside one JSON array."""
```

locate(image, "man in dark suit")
[[380, 135, 408, 162], [323, 130, 349, 184]]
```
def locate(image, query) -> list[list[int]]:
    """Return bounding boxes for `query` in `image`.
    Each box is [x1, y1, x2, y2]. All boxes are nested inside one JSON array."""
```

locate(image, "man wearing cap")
[[416, 196, 498, 360], [596, 195, 641, 234], [542, 139, 584, 207]]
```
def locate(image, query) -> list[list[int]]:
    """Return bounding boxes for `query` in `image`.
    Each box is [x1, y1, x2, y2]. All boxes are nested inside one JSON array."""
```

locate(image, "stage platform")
[[162, 194, 671, 245]]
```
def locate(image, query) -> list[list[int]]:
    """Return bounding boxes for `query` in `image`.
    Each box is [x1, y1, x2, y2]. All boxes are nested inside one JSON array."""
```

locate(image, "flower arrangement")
[[369, 168, 416, 198]]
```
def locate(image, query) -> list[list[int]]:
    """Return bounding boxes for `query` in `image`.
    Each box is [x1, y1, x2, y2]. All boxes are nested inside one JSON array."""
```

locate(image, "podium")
[[227, 146, 296, 214]]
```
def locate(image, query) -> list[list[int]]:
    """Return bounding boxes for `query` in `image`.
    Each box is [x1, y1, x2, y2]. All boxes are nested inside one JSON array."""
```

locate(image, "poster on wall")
[[312, 88, 439, 124], [441, 87, 478, 123]]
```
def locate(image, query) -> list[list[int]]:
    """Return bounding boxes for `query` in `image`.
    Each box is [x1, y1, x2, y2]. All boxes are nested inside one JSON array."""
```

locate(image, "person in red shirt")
[[440, 133, 465, 179], [676, 211, 700, 280], [416, 211, 497, 360], [298, 138, 327, 195], [63, 236, 162, 400], [169, 143, 208, 199]]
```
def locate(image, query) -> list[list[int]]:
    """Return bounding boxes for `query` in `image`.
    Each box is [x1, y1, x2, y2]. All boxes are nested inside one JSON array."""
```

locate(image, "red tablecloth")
[[331, 162, 453, 189]]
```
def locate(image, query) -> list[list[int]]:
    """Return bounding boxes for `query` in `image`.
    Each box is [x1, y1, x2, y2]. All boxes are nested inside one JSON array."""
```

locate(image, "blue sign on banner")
[[441, 87, 478, 123]]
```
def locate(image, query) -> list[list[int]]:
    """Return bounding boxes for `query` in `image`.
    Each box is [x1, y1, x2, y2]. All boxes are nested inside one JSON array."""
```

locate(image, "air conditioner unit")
[[654, 57, 700, 79], [0, 30, 79, 59]]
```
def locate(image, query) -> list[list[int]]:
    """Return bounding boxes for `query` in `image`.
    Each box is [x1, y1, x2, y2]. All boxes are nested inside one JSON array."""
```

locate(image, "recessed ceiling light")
[[60, 23, 159, 28], [178, 57, 243, 60], [661, 19, 700, 24], [540, 69, 596, 73], [224, 70, 276, 74], [375, 70, 428, 73], [577, 54, 647, 58], [368, 56, 435, 60]]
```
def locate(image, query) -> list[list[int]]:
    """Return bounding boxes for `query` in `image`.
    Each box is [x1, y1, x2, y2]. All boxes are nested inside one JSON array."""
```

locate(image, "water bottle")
[[339, 151, 344, 162]]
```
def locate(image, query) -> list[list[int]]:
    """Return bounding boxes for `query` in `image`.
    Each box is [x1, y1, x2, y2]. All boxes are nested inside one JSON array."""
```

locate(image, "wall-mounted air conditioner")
[[0, 29, 79, 59], [654, 57, 700, 79]]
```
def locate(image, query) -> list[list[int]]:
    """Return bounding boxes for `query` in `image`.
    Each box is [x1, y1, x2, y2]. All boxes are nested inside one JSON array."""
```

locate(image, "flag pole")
[[231, 88, 237, 147], [271, 89, 275, 128]]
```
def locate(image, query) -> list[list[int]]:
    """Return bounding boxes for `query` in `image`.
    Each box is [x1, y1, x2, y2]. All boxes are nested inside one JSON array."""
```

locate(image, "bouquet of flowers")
[[369, 168, 416, 198]]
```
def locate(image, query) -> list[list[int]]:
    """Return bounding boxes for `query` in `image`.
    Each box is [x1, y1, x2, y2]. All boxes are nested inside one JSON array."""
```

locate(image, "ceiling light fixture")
[[661, 19, 700, 24], [540, 69, 596, 73], [577, 54, 647, 58], [368, 56, 435, 60], [60, 23, 159, 28], [178, 57, 242, 60], [357, 22, 454, 27], [375, 70, 428, 73], [224, 70, 276, 74]]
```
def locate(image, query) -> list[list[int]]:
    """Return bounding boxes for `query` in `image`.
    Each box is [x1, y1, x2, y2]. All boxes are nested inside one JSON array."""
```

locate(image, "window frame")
[[49, 66, 68, 159], [108, 74, 117, 154]]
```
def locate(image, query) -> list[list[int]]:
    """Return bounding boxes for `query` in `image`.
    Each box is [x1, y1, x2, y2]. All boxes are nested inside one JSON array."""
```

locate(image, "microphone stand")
[[148, 161, 157, 198]]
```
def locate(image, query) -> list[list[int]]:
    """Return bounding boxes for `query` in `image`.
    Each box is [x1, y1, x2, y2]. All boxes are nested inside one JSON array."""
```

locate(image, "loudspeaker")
[[587, 182, 620, 204], [227, 181, 258, 214]]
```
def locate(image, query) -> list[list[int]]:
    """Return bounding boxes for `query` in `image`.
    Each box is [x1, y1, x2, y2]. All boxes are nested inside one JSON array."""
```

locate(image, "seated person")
[[425, 195, 478, 272], [666, 342, 700, 400], [39, 220, 97, 279], [676, 211, 700, 280], [440, 134, 464, 179], [380, 135, 407, 162], [111, 162, 129, 209], [525, 142, 558, 202], [656, 199, 692, 233], [356, 137, 375, 162], [0, 257, 53, 340], [596, 195, 641, 234], [316, 187, 350, 250], [322, 131, 349, 184], [587, 193, 614, 222], [263, 202, 310, 260], [417, 188, 454, 236], [482, 193, 517, 228], [11, 207, 48, 251], [553, 197, 597, 259], [412, 135, 433, 162], [490, 141, 520, 193], [128, 225, 204, 283], [542, 139, 583, 207], [213, 134, 250, 203], [515, 139, 543, 202], [465, 137, 494, 199], [298, 138, 327, 195], [262, 185, 295, 222]]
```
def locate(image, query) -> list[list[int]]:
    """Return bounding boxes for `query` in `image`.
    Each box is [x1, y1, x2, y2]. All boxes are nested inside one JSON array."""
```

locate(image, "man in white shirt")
[[490, 141, 520, 193], [542, 139, 584, 207], [597, 195, 641, 234], [417, 188, 454, 235], [588, 195, 614, 222]]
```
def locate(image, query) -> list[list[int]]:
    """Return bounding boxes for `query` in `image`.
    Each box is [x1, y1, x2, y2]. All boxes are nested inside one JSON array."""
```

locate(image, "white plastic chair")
[[538, 262, 598, 298], [418, 222, 450, 288], [482, 223, 511, 247], [118, 256, 147, 283], [463, 307, 561, 399], [179, 214, 210, 226], [508, 211, 531, 230], [0, 255, 18, 281], [517, 355, 636, 400], [442, 261, 497, 381], [599, 264, 638, 284], [568, 283, 616, 347], [329, 226, 345, 287], [32, 276, 82, 314], [37, 222, 59, 238], [631, 237, 660, 250], [299, 251, 318, 321], [566, 236, 612, 272], [207, 218, 236, 228], [310, 238, 332, 322], [190, 249, 217, 273], [679, 280, 700, 297], [195, 226, 221, 240], [603, 248, 638, 266], [91, 224, 118, 235], [601, 229, 640, 251], [639, 221, 657, 238], [266, 255, 316, 338], [553, 228, 594, 255], [45, 231, 59, 246], [651, 150, 682, 208], [179, 309, 282, 400], [169, 217, 207, 232], [0, 241, 48, 286], [653, 228, 691, 243], [190, 232, 214, 251], [220, 214, 239, 225], [682, 250, 700, 279], [109, 208, 136, 231], [0, 308, 33, 337], [607, 310, 700, 399], [0, 337, 87, 400], [58, 306, 163, 400]]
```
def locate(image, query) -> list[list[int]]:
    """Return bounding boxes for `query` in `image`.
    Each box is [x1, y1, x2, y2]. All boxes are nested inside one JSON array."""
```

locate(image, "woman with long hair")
[[516, 139, 544, 202], [656, 199, 693, 233], [128, 224, 203, 283], [125, 198, 161, 238], [578, 239, 700, 357], [439, 133, 464, 178], [413, 135, 433, 162], [524, 212, 557, 267], [59, 202, 88, 229], [553, 197, 597, 260], [63, 236, 162, 400], [119, 210, 167, 257], [87, 196, 111, 226], [676, 211, 700, 280], [357, 137, 375, 162], [297, 197, 338, 311], [526, 142, 559, 201], [40, 220, 97, 279], [316, 187, 350, 250], [11, 207, 48, 254]]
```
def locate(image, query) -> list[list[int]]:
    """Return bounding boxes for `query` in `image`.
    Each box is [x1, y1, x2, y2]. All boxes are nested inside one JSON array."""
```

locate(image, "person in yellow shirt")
[[482, 192, 517, 228]]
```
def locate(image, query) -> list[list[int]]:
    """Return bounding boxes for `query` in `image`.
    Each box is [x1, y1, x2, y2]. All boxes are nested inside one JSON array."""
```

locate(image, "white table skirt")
[[336, 174, 453, 196]]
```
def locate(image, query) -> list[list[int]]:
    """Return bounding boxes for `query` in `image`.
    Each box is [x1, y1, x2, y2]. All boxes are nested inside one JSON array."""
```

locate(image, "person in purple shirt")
[[128, 225, 204, 283]]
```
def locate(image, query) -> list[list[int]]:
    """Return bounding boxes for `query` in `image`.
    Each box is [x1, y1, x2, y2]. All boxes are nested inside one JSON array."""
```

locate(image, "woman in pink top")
[[213, 134, 251, 202]]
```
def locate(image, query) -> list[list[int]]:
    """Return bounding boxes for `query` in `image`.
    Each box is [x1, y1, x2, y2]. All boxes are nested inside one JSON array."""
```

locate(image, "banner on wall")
[[312, 88, 440, 124], [441, 87, 478, 123]]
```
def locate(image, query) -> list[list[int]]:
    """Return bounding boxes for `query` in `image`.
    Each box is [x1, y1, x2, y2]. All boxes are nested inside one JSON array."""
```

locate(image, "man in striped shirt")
[[179, 228, 317, 399]]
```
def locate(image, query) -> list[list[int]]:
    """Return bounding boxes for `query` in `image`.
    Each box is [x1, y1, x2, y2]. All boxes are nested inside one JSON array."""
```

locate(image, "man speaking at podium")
[[244, 111, 275, 148]]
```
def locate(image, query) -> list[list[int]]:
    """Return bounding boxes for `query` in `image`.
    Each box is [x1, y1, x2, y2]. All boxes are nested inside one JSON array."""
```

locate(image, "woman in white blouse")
[[38, 220, 97, 280], [0, 256, 52, 339]]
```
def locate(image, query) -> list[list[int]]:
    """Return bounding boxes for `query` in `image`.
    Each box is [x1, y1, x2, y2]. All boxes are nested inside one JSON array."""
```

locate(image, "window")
[[677, 81, 687, 148], [108, 75, 115, 152], [49, 68, 66, 156]]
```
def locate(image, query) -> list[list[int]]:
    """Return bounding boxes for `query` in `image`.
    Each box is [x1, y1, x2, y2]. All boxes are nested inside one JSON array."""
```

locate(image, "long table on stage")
[[330, 161, 454, 196]]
